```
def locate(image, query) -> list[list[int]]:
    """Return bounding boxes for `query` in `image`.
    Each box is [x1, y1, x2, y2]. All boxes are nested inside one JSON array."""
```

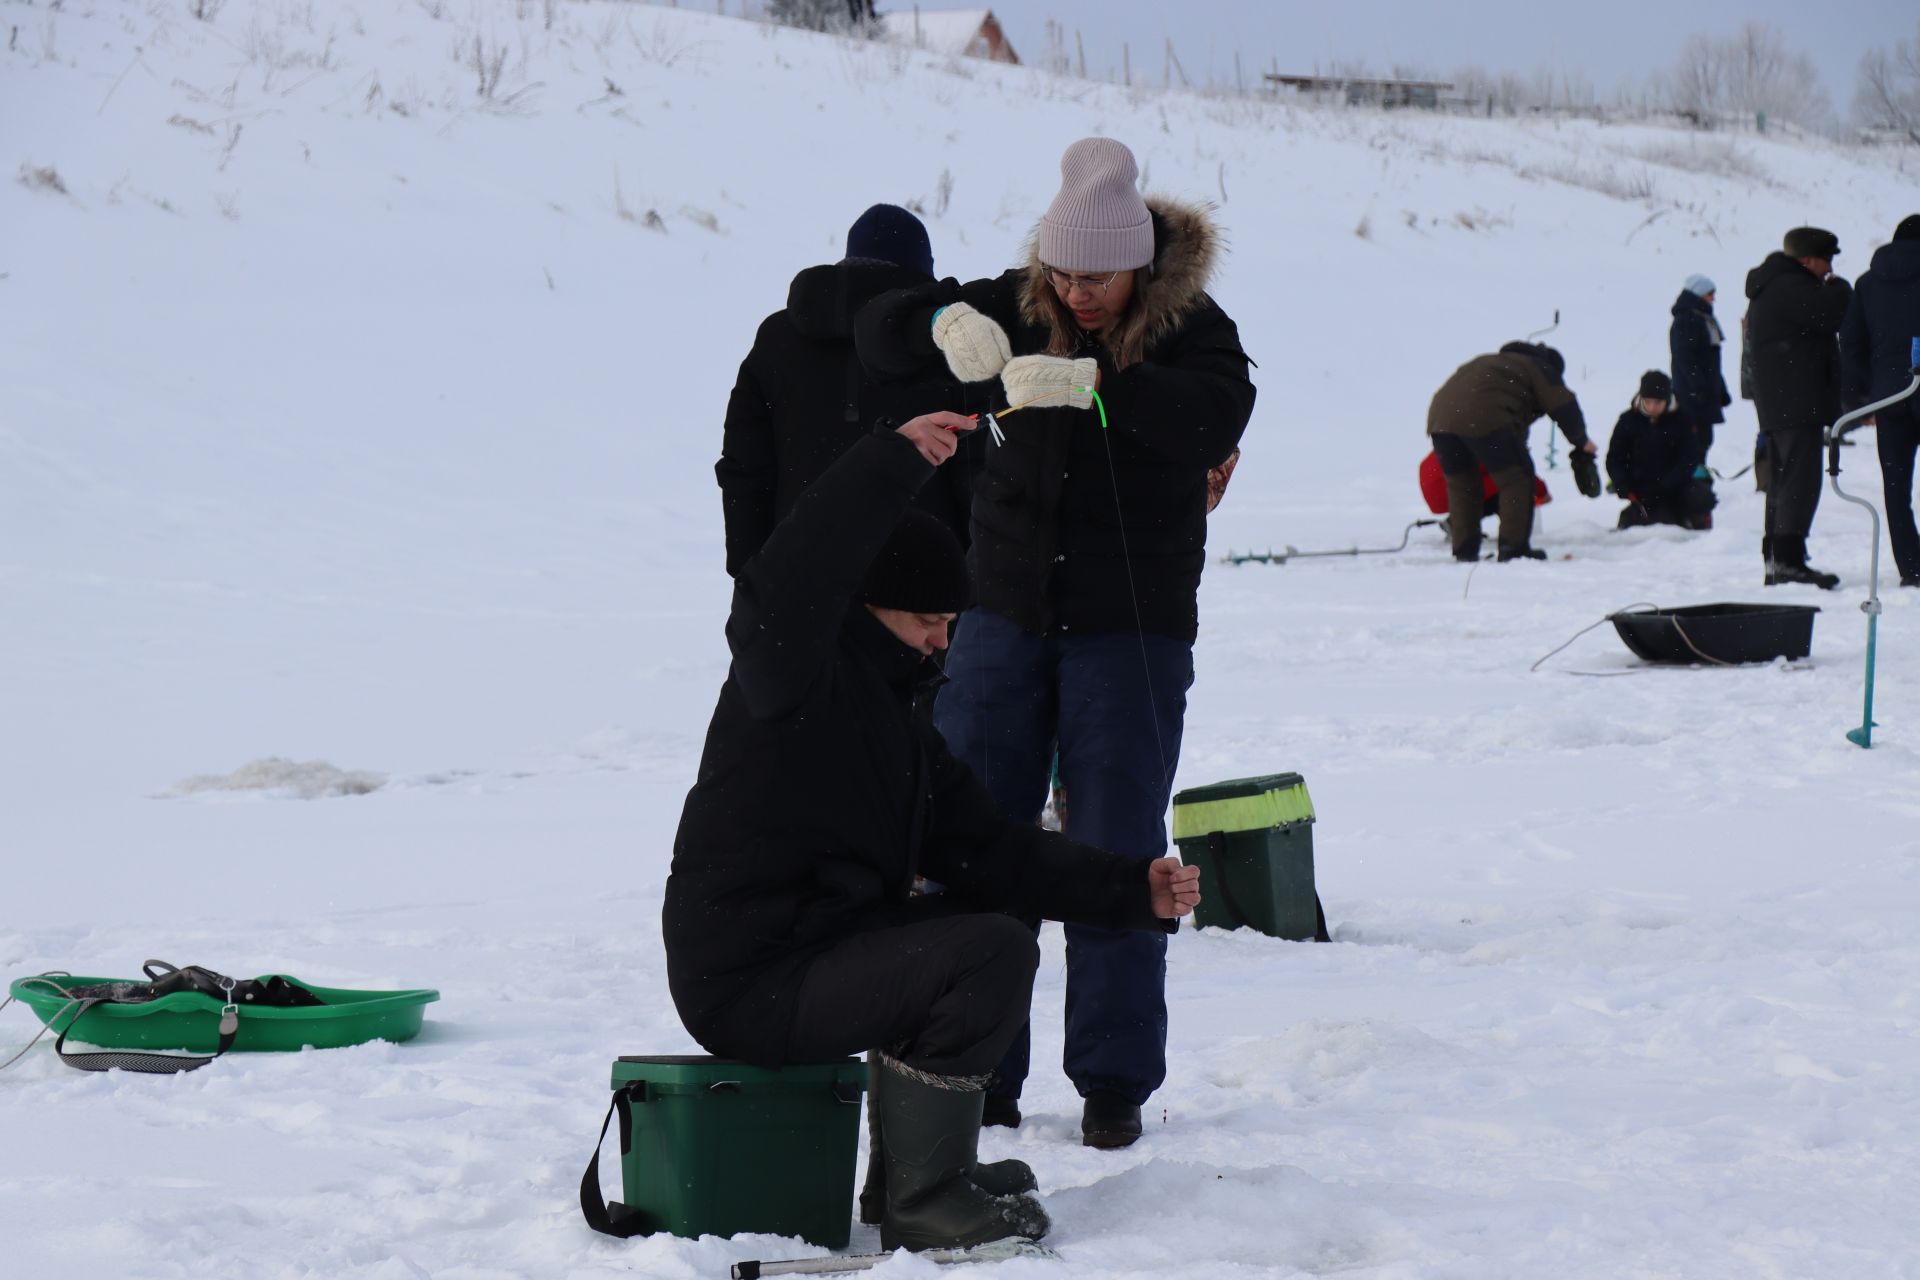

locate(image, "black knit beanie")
[[844, 204, 934, 277], [1895, 214, 1920, 243], [1638, 370, 1673, 402], [860, 511, 970, 614]]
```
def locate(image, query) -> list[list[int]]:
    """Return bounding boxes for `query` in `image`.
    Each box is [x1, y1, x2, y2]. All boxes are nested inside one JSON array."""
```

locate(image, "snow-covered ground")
[[5, 3, 1920, 1276]]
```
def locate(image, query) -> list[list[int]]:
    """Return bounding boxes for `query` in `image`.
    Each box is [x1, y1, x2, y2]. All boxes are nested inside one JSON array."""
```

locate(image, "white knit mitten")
[[930, 303, 1013, 383], [1000, 355, 1098, 411]]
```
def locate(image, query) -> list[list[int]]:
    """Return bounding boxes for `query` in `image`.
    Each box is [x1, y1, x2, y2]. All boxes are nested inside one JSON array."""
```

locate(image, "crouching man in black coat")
[[662, 413, 1200, 1253]]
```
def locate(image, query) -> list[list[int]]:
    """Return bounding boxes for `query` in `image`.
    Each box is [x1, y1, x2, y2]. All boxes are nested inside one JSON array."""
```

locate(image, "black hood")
[[786, 260, 934, 341], [1866, 239, 1920, 286], [1671, 289, 1714, 319], [1746, 252, 1810, 300]]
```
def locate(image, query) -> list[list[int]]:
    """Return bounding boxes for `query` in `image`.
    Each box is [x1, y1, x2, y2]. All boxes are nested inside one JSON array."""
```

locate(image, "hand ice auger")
[[1826, 336, 1920, 748], [1223, 518, 1446, 565]]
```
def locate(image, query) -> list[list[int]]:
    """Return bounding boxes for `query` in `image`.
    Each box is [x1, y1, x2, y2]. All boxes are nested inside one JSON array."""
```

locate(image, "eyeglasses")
[[1043, 267, 1123, 297]]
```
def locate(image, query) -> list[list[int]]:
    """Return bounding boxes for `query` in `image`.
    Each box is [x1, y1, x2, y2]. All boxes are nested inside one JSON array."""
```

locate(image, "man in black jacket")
[[716, 204, 989, 576], [1840, 214, 1920, 585], [1746, 226, 1853, 588], [663, 415, 1200, 1253], [855, 138, 1253, 1149]]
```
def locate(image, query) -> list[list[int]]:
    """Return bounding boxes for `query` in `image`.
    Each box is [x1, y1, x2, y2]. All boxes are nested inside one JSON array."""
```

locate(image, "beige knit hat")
[[1036, 138, 1154, 274]]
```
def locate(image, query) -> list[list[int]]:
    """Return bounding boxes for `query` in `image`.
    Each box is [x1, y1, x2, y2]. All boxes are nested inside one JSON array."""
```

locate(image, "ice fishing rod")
[[1825, 337, 1920, 749], [965, 386, 1104, 447], [1222, 517, 1445, 565]]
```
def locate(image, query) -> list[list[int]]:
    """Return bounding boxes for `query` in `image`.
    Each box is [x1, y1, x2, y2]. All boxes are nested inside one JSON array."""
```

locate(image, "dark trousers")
[[1878, 402, 1920, 583], [1762, 427, 1824, 566], [1431, 430, 1535, 554], [784, 905, 1041, 1079], [1616, 480, 1715, 530], [933, 608, 1192, 1106]]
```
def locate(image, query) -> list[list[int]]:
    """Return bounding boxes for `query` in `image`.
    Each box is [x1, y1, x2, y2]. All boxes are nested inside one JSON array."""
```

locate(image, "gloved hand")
[[1001, 355, 1098, 411], [1570, 448, 1602, 498], [930, 303, 1012, 383]]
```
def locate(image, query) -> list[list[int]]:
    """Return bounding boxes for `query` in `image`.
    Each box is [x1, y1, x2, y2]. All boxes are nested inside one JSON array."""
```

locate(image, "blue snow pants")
[[933, 607, 1193, 1106]]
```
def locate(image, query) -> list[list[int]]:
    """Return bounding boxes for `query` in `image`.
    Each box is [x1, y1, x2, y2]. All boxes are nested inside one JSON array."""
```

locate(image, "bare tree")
[[1656, 23, 1829, 130], [1665, 33, 1724, 122], [1726, 21, 1827, 125], [1854, 23, 1920, 144]]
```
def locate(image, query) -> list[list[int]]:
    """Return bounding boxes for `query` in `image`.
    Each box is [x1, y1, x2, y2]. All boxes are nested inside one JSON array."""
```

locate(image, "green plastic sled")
[[7, 974, 439, 1054]]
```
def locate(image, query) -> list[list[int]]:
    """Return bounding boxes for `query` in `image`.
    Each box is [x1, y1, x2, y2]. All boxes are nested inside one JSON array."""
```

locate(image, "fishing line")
[[1085, 387, 1172, 787]]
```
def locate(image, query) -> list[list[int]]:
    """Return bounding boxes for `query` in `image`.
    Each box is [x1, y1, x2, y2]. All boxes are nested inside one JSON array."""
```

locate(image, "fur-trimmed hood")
[[1016, 196, 1223, 371]]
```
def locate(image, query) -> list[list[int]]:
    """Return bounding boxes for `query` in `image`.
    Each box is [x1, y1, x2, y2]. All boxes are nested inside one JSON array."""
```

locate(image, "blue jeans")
[[934, 608, 1193, 1106]]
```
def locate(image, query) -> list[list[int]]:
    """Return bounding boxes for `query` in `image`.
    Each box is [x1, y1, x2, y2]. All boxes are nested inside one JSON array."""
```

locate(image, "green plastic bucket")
[[608, 1055, 865, 1247], [1172, 773, 1328, 941], [7, 974, 439, 1053]]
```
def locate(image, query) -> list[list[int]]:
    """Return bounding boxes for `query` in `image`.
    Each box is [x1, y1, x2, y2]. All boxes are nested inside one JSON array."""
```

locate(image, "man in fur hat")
[[1745, 225, 1852, 589]]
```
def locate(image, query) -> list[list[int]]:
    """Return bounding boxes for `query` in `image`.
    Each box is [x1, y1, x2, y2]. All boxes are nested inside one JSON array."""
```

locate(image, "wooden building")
[[879, 8, 1019, 65]]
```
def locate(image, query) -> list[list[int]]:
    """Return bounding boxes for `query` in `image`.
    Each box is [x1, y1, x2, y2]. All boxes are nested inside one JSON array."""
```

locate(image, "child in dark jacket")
[[1606, 371, 1716, 530]]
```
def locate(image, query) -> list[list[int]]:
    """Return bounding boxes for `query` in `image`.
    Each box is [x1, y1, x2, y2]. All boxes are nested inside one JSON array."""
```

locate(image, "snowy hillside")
[[5, 2, 1920, 1276]]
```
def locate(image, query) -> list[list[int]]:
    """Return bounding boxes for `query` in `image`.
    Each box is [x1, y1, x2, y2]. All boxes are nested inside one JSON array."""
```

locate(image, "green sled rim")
[[7, 975, 441, 1054]]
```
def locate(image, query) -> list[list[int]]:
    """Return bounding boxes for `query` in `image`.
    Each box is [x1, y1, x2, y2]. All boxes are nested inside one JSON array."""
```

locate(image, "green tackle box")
[[1172, 772, 1329, 941], [604, 1055, 866, 1247]]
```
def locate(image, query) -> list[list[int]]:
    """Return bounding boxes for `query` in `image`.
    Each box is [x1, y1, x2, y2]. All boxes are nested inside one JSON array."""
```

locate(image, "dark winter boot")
[[981, 1095, 1022, 1129], [1764, 561, 1839, 590], [1496, 543, 1547, 562], [1080, 1090, 1144, 1149], [858, 1056, 1037, 1227], [872, 1055, 1050, 1252], [1489, 466, 1536, 552]]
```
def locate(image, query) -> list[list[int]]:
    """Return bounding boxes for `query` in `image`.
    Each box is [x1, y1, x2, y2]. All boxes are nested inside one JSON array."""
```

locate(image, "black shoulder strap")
[[53, 996, 240, 1074], [579, 1084, 661, 1238]]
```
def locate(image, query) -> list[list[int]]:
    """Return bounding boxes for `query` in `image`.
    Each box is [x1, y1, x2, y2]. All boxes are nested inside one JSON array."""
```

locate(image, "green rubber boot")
[[872, 1055, 1049, 1252], [858, 1054, 1037, 1227]]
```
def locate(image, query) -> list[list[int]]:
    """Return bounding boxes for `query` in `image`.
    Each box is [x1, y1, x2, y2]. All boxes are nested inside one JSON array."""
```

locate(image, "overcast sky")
[[947, 0, 1911, 114]]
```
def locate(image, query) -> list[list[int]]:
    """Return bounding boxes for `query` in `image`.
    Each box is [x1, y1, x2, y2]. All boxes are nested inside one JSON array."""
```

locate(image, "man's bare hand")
[[897, 412, 976, 466], [1148, 857, 1202, 919]]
